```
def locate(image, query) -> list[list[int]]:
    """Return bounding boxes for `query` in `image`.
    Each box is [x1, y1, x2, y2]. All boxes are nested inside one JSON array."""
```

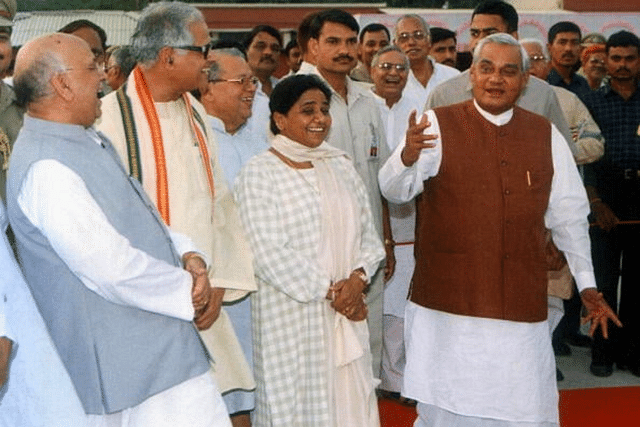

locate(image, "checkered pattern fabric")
[[235, 151, 383, 426]]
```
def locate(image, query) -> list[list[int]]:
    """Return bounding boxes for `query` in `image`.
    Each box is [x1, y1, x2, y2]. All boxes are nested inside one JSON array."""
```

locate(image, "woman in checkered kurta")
[[234, 77, 384, 427]]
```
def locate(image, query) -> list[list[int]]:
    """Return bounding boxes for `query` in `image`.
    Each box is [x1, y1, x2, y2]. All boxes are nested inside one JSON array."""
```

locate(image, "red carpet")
[[379, 387, 640, 426]]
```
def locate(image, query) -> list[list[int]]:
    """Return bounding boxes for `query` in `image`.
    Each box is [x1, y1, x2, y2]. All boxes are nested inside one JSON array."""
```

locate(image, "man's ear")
[[50, 72, 73, 102], [158, 46, 174, 68], [308, 38, 319, 60]]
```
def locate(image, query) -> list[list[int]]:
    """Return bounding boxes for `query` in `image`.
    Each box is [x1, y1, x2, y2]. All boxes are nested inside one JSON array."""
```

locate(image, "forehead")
[[217, 54, 250, 74], [319, 21, 357, 39], [432, 38, 456, 46], [396, 17, 424, 33], [378, 50, 405, 63], [189, 21, 210, 45], [250, 31, 280, 45], [470, 14, 508, 32], [362, 29, 389, 43], [608, 45, 640, 58], [476, 42, 522, 68], [65, 37, 95, 65], [522, 42, 543, 55], [552, 32, 580, 43]]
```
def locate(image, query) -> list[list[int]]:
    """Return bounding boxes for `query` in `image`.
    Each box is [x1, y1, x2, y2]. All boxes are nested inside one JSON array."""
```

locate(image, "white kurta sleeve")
[[18, 159, 195, 321], [378, 109, 442, 204], [235, 161, 330, 303], [544, 125, 597, 293]]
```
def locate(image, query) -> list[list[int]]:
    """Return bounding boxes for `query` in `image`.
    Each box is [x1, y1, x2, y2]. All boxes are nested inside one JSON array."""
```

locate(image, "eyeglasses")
[[376, 62, 407, 72], [209, 76, 260, 87], [589, 58, 605, 66], [396, 31, 427, 44], [250, 41, 282, 53], [528, 55, 546, 62], [173, 43, 212, 58], [63, 64, 103, 74]]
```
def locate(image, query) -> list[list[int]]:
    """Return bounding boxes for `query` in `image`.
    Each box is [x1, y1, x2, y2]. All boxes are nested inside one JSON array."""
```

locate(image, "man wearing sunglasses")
[[393, 14, 459, 104], [98, 2, 256, 419]]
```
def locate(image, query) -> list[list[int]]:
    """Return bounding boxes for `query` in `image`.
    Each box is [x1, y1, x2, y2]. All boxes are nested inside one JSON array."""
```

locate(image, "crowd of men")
[[0, 0, 637, 426]]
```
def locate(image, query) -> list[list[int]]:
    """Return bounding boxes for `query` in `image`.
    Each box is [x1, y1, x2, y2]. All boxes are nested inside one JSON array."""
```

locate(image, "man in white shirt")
[[393, 14, 460, 104], [379, 33, 620, 427], [303, 8, 390, 375], [7, 32, 231, 427], [370, 45, 423, 396]]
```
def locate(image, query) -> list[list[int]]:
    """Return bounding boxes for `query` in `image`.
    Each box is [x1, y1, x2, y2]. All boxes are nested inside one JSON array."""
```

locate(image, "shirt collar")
[[473, 99, 513, 126]]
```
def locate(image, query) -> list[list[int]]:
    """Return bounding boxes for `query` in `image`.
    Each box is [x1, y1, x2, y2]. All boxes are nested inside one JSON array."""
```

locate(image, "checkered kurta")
[[235, 151, 384, 427]]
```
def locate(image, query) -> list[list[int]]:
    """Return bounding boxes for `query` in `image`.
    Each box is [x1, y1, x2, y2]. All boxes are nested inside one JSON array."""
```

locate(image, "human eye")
[[397, 33, 409, 43], [470, 29, 480, 38]]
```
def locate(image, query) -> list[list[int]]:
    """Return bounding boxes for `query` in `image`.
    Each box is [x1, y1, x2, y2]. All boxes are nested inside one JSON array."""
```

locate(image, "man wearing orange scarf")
[[97, 2, 256, 409]]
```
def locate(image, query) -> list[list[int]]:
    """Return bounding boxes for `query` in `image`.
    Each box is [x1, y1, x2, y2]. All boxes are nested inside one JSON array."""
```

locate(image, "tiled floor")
[[556, 343, 640, 390]]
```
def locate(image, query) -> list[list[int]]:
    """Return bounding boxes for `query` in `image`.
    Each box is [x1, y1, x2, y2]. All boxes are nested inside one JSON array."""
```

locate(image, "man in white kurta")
[[97, 3, 256, 395], [378, 34, 620, 427], [369, 45, 424, 393]]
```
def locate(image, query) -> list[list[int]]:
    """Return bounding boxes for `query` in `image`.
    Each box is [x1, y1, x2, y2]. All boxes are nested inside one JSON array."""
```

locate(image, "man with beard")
[[582, 30, 640, 378], [394, 14, 459, 103], [301, 8, 391, 376], [547, 21, 591, 100]]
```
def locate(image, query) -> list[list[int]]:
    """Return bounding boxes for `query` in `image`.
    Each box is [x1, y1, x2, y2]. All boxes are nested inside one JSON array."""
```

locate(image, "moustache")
[[260, 56, 275, 63], [615, 67, 631, 74], [333, 55, 354, 62]]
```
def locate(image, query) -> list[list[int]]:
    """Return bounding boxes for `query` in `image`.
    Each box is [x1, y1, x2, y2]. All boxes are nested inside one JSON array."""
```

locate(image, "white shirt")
[[17, 129, 197, 322], [405, 59, 460, 106]]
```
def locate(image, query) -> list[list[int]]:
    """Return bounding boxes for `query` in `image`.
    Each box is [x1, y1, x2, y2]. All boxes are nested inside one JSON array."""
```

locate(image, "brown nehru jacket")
[[410, 100, 553, 322]]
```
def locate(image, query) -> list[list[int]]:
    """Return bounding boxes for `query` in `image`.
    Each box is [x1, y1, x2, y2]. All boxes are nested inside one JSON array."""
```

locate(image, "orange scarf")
[[132, 66, 215, 225]]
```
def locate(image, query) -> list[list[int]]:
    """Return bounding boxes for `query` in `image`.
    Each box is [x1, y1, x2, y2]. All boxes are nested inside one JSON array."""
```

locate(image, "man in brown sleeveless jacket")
[[379, 33, 620, 427]]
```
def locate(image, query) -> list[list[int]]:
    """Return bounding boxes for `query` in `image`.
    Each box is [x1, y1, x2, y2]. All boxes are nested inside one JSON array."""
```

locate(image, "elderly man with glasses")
[[97, 1, 256, 412], [393, 14, 459, 104]]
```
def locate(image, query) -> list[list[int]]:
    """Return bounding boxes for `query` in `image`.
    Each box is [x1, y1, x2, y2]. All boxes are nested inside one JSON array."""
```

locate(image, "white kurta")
[[98, 78, 256, 394], [235, 151, 383, 427], [378, 101, 596, 425]]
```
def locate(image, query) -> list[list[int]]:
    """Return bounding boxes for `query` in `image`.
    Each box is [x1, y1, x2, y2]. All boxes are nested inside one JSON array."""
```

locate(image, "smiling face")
[[394, 17, 430, 64], [359, 29, 390, 67], [310, 21, 358, 77], [470, 42, 528, 115], [246, 31, 281, 78], [274, 88, 331, 148], [371, 50, 408, 105], [583, 51, 606, 83], [171, 20, 212, 94], [203, 54, 256, 134], [61, 37, 106, 127], [521, 41, 550, 80]]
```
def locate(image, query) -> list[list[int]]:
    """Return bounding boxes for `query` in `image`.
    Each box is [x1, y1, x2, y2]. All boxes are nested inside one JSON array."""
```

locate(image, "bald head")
[[14, 33, 105, 127]]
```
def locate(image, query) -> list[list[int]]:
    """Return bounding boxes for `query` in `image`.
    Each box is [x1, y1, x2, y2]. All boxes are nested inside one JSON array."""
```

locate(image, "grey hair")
[[14, 51, 66, 107], [519, 38, 549, 61], [131, 1, 205, 66], [395, 14, 430, 38], [472, 33, 530, 72], [206, 47, 246, 81], [371, 45, 410, 70], [111, 45, 137, 77]]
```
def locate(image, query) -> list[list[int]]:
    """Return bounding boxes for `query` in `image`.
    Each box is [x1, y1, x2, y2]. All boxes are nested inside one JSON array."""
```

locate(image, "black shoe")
[[553, 340, 571, 356], [566, 333, 592, 348], [590, 362, 613, 377], [556, 368, 564, 381]]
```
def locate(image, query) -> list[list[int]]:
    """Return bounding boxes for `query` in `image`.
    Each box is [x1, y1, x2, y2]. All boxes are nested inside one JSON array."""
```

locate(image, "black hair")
[[548, 21, 582, 45], [58, 19, 107, 51], [309, 9, 359, 40], [472, 0, 518, 34], [430, 27, 456, 44], [244, 25, 283, 51], [269, 74, 332, 135], [359, 23, 390, 43], [284, 38, 299, 56], [606, 30, 640, 54]]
